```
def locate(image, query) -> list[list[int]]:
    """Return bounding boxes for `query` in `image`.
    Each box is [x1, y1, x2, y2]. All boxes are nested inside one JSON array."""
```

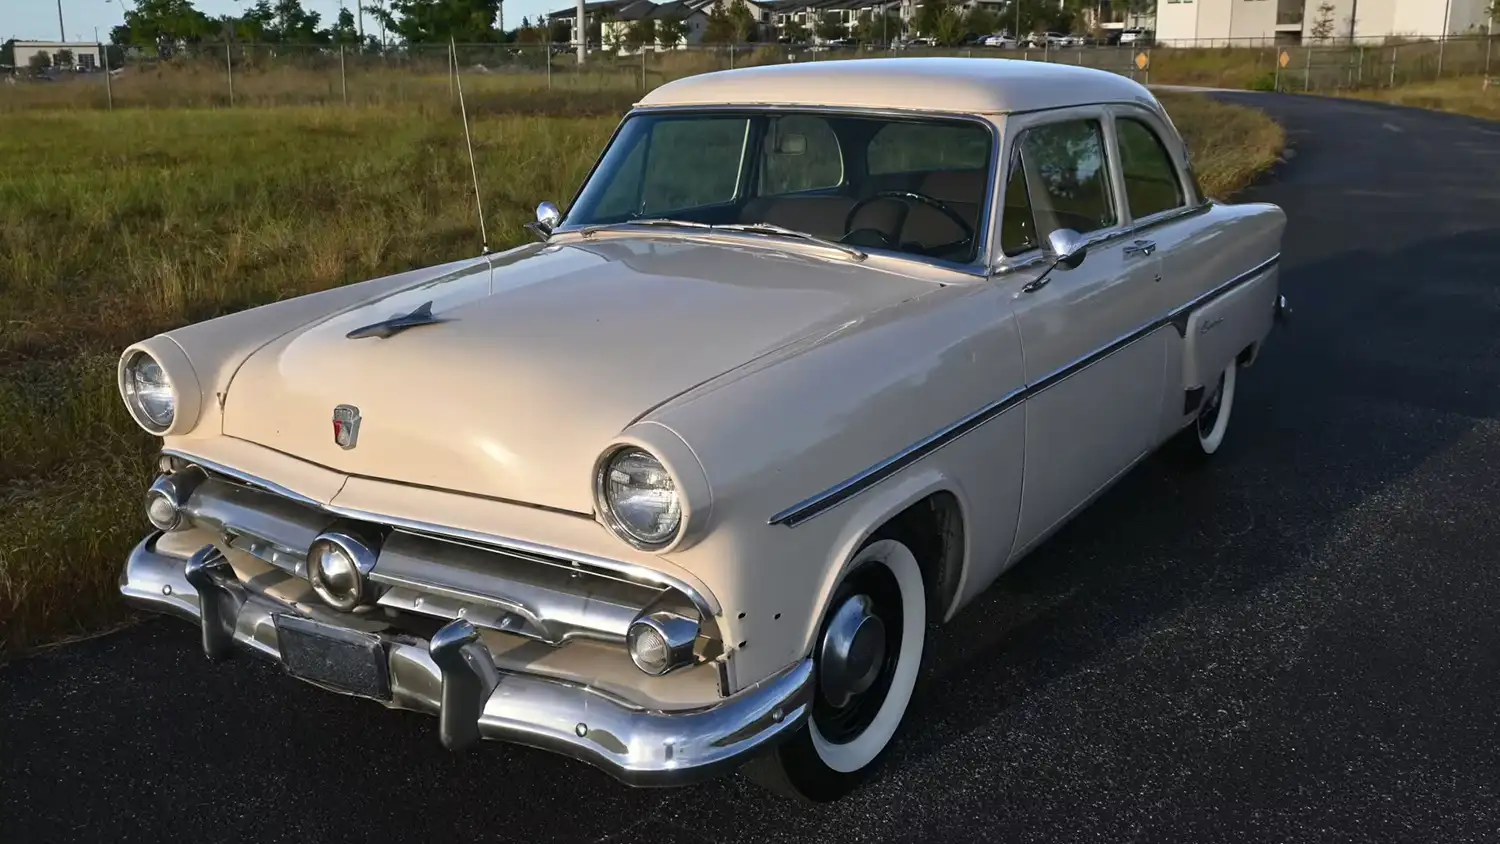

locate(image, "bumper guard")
[[120, 533, 812, 786]]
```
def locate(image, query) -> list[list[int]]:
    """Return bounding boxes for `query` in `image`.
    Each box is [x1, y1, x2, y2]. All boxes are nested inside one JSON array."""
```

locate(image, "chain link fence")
[[3, 33, 1495, 111]]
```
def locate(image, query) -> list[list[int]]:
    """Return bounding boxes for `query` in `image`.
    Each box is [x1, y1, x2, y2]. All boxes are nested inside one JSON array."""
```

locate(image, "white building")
[[1, 40, 105, 71], [1153, 0, 1493, 46]]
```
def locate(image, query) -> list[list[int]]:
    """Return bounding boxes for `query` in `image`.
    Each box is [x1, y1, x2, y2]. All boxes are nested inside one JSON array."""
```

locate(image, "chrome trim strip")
[[161, 449, 723, 619], [770, 253, 1281, 528], [768, 386, 1025, 527], [119, 534, 810, 785]]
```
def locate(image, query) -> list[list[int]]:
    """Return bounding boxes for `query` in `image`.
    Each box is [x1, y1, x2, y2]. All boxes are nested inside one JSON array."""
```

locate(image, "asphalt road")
[[5, 94, 1500, 844]]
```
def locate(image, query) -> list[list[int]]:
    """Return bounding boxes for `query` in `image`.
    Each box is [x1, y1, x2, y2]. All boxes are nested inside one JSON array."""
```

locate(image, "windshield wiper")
[[576, 218, 866, 261], [578, 218, 713, 237], [714, 222, 867, 262]]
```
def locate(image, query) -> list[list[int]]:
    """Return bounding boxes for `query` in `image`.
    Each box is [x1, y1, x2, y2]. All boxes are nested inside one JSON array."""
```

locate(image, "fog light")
[[145, 491, 181, 531], [143, 466, 205, 532], [307, 531, 378, 611], [626, 611, 698, 676]]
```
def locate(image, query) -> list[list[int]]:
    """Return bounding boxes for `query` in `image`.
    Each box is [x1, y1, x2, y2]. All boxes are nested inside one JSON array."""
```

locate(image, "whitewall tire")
[[744, 537, 927, 802], [1173, 361, 1237, 461]]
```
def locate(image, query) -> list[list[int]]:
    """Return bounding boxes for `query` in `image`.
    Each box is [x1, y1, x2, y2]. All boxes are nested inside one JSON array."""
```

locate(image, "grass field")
[[0, 89, 1284, 655]]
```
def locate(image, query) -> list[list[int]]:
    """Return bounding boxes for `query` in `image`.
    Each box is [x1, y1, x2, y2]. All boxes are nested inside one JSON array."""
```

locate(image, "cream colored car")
[[117, 58, 1287, 802]]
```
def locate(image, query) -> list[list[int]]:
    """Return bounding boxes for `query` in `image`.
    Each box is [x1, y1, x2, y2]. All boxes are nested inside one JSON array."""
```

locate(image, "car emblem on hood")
[[332, 404, 361, 450], [346, 300, 448, 340]]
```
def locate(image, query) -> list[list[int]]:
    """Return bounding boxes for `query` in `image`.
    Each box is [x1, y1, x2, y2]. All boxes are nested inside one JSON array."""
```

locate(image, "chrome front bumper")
[[120, 533, 813, 786]]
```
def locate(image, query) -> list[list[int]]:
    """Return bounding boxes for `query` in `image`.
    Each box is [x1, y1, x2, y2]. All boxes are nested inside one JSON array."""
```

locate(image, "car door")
[[994, 109, 1167, 556]]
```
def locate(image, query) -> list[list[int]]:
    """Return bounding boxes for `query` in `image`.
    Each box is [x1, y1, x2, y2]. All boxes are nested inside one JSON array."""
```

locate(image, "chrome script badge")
[[332, 404, 361, 450]]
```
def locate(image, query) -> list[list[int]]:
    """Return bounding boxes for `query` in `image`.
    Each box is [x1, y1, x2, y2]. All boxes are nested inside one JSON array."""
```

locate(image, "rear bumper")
[[120, 533, 813, 787]]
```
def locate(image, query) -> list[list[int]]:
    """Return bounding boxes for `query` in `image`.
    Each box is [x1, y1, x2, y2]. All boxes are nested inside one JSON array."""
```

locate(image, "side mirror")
[[526, 201, 562, 242], [1047, 228, 1087, 270]]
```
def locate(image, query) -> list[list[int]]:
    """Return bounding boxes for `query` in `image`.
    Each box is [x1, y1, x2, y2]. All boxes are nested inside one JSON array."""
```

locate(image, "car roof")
[[636, 57, 1160, 115]]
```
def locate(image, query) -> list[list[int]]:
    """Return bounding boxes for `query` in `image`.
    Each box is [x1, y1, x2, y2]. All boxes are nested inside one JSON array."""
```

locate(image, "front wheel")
[[744, 538, 927, 803]]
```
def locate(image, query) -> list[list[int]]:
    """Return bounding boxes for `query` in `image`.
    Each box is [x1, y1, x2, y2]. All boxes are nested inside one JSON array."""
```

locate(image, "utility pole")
[[1348, 0, 1357, 44], [57, 0, 67, 40], [576, 0, 586, 63]]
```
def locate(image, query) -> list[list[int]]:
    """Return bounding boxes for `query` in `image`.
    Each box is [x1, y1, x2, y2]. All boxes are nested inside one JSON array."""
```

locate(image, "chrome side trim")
[[768, 386, 1025, 527], [161, 449, 723, 621], [120, 534, 810, 785], [770, 253, 1280, 528]]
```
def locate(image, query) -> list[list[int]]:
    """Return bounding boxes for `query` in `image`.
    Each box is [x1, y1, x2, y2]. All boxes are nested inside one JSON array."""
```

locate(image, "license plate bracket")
[[274, 614, 392, 702]]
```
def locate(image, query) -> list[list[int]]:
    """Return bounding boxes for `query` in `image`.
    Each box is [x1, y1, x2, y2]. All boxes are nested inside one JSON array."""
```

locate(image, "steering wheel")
[[841, 190, 975, 255]]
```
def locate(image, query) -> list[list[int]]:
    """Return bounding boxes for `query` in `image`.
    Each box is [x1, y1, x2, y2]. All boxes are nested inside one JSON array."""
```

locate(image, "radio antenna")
[[451, 37, 490, 255]]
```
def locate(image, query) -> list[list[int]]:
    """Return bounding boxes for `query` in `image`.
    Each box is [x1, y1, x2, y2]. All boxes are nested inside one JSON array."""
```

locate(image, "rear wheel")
[[744, 538, 927, 803], [1171, 361, 1237, 461]]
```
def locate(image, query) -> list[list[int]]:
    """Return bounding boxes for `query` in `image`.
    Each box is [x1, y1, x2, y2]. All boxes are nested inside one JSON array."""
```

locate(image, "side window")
[[1000, 153, 1040, 256], [759, 115, 843, 196], [867, 121, 989, 174], [1116, 118, 1186, 219], [639, 118, 749, 214], [1014, 118, 1117, 239]]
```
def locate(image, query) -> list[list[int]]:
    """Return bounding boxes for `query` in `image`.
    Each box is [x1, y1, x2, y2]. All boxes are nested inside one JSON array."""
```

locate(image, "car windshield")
[[562, 110, 994, 265]]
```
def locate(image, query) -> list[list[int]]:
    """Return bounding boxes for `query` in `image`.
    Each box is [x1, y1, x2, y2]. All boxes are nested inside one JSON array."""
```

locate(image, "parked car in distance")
[[117, 57, 1288, 804], [1118, 27, 1153, 45], [980, 33, 1018, 48]]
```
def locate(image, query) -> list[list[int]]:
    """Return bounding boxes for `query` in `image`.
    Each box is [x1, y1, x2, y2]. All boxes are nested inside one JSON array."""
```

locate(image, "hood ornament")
[[346, 300, 448, 340], [332, 405, 361, 449]]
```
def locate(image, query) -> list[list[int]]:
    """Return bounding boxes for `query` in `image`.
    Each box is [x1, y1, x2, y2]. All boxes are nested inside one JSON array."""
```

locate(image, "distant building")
[[1154, 0, 1493, 46], [1, 40, 105, 71]]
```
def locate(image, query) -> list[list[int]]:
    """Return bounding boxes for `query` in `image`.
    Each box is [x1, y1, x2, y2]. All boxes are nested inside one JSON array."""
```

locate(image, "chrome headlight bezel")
[[117, 340, 203, 437], [120, 349, 177, 434], [594, 446, 684, 551]]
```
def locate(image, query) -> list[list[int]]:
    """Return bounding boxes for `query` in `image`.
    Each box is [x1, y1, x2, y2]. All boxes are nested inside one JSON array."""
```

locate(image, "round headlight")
[[597, 448, 682, 549], [122, 350, 176, 432]]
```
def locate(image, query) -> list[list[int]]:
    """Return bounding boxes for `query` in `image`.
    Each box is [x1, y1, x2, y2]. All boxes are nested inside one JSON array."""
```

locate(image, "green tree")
[[28, 51, 52, 72], [704, 4, 735, 43], [852, 10, 899, 44], [1310, 2, 1336, 41], [114, 0, 216, 50], [330, 8, 360, 43], [53, 48, 76, 68], [913, 0, 950, 37], [625, 18, 656, 49], [727, 0, 757, 42], [962, 6, 997, 37], [366, 0, 503, 43], [781, 18, 809, 42], [656, 14, 687, 47], [814, 10, 845, 42]]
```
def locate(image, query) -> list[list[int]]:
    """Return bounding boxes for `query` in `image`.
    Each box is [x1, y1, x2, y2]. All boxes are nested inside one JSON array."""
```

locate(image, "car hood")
[[221, 237, 937, 515]]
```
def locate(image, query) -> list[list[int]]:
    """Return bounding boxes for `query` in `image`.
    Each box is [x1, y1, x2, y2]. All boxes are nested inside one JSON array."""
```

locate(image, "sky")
[[1, 0, 561, 43]]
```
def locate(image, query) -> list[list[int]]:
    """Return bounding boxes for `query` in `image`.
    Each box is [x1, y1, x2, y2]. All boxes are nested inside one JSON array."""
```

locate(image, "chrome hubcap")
[[818, 594, 887, 709]]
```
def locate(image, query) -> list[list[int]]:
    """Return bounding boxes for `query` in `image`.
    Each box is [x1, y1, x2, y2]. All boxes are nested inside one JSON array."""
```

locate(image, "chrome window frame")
[[1106, 103, 1200, 228], [554, 104, 1004, 278], [990, 104, 1130, 274]]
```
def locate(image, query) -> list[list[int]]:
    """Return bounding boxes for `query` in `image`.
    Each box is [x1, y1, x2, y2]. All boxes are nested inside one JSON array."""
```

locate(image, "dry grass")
[[1341, 77, 1500, 122], [0, 92, 1282, 654]]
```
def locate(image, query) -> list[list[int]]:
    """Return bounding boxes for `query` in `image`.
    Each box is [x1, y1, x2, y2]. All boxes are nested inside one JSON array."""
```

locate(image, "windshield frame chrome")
[[552, 105, 1002, 279]]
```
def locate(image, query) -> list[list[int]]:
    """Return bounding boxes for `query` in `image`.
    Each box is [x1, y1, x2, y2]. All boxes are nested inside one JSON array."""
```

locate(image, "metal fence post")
[[448, 40, 455, 102], [101, 43, 113, 110], [1389, 44, 1397, 88], [340, 44, 349, 105], [1437, 34, 1445, 79], [1357, 45, 1364, 87], [226, 42, 235, 106], [1304, 45, 1311, 92], [641, 46, 647, 89], [1487, 32, 1494, 77], [547, 44, 553, 88], [1274, 53, 1282, 92]]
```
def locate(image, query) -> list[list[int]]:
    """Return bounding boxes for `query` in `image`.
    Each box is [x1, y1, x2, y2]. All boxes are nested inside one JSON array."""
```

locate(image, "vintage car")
[[116, 58, 1288, 802]]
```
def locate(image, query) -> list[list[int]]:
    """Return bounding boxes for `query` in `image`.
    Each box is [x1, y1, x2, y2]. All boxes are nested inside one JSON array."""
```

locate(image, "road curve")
[[4, 95, 1500, 844]]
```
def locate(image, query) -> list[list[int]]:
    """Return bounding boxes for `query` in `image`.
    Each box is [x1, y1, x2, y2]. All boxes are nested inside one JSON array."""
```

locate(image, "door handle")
[[1019, 277, 1050, 294], [1123, 239, 1156, 257]]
